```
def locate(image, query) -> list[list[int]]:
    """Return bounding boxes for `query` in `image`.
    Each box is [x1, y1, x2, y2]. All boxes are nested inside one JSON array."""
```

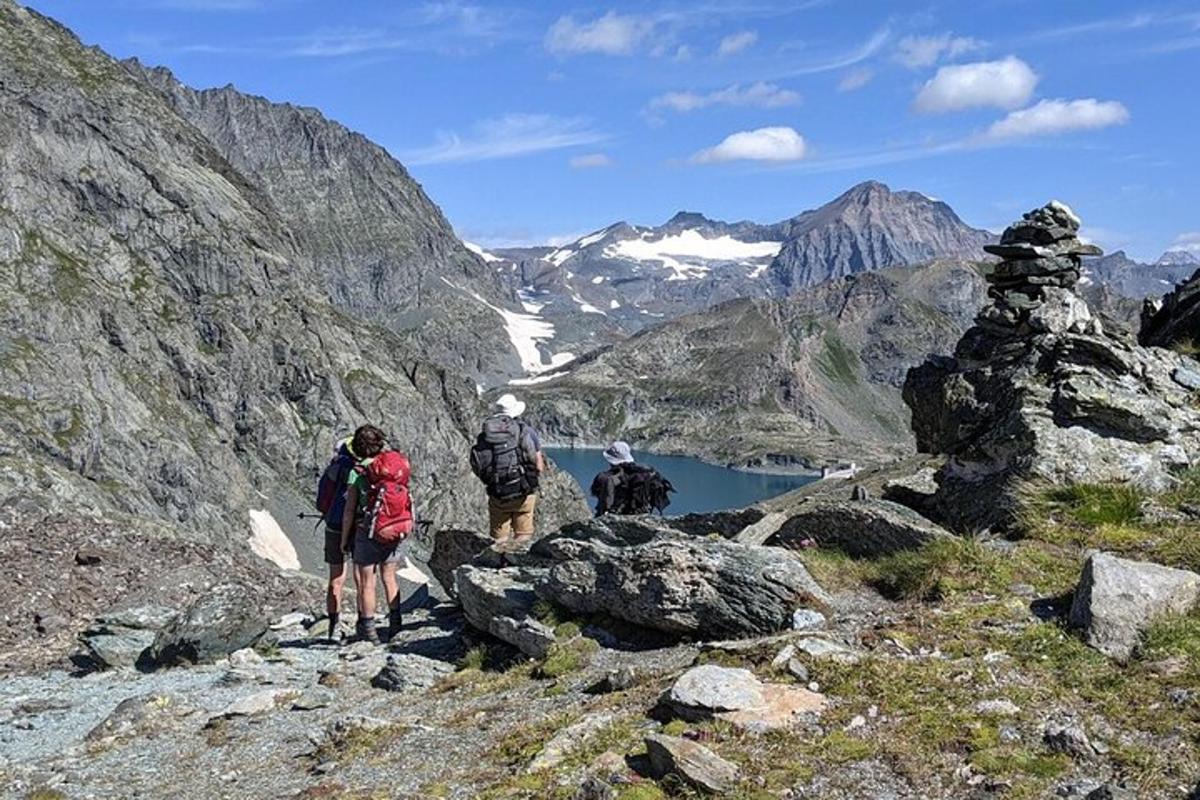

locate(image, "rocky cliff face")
[[905, 202, 1200, 531], [1139, 267, 1200, 351], [122, 60, 526, 386], [0, 1, 586, 562], [519, 260, 988, 468]]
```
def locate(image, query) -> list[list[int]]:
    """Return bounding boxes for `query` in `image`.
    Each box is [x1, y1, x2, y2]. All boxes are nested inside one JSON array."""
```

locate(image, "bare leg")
[[355, 563, 376, 621], [379, 562, 400, 610], [326, 562, 346, 618]]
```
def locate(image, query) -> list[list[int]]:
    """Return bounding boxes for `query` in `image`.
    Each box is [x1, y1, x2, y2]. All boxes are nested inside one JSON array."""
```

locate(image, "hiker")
[[590, 440, 675, 516], [342, 440, 415, 644], [315, 425, 385, 642], [470, 393, 544, 543]]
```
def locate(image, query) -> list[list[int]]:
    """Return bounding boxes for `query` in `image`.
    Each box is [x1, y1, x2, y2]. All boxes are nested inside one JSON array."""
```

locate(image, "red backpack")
[[357, 451, 414, 547]]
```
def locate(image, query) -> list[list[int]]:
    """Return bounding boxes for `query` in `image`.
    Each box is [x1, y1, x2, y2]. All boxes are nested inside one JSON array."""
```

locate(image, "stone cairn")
[[976, 200, 1104, 336]]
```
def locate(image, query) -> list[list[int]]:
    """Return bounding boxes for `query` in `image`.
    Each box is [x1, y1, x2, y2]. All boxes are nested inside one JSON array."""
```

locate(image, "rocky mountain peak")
[[1157, 249, 1200, 266]]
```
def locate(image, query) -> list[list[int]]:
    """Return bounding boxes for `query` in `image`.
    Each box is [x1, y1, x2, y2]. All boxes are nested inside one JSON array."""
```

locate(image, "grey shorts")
[[353, 532, 409, 566]]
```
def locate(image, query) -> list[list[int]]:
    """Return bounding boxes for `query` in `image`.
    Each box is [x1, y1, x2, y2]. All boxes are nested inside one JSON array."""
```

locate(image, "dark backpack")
[[315, 445, 356, 529], [469, 416, 538, 500], [617, 466, 675, 515], [357, 451, 414, 547]]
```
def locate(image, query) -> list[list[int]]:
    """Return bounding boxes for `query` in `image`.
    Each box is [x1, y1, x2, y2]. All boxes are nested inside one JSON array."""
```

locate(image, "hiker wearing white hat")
[[469, 394, 545, 541], [590, 440, 675, 516]]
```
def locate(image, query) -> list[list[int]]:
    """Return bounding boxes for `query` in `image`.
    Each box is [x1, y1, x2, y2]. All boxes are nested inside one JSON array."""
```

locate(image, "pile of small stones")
[[977, 200, 1103, 332]]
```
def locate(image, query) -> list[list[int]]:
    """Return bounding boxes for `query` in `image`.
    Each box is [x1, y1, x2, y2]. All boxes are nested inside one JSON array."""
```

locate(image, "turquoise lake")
[[544, 447, 818, 515]]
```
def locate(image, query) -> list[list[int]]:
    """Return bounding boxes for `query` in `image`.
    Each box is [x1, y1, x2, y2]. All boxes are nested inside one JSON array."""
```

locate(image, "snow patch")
[[248, 510, 300, 571], [591, 276, 605, 284], [609, 299, 621, 309], [571, 290, 606, 315], [463, 241, 502, 263], [605, 229, 782, 281], [440, 277, 561, 373]]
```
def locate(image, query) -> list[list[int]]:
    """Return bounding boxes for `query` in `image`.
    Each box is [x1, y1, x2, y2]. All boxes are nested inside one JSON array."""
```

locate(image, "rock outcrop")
[[454, 565, 557, 658], [1069, 552, 1200, 661], [770, 498, 953, 556], [535, 534, 830, 639], [1139, 267, 1200, 351], [904, 202, 1200, 530]]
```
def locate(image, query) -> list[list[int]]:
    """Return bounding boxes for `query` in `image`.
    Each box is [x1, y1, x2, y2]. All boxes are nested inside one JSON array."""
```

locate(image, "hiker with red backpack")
[[470, 393, 544, 543], [342, 442, 415, 644], [314, 425, 386, 643]]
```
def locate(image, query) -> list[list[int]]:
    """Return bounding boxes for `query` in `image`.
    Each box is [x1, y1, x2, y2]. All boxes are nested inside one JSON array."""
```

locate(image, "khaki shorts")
[[488, 494, 537, 541]]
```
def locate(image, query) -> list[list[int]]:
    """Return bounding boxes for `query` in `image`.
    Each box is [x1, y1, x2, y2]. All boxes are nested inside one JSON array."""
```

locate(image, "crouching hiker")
[[470, 394, 545, 544], [590, 440, 675, 516], [342, 445, 415, 644], [315, 425, 385, 643]]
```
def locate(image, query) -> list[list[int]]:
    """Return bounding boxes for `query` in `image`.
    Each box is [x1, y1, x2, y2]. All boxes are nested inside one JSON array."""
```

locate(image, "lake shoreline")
[[541, 440, 822, 479]]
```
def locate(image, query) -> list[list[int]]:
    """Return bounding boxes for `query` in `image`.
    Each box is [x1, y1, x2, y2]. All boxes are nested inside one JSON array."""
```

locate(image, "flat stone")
[[1172, 365, 1200, 391], [793, 638, 862, 664], [1069, 552, 1200, 661], [291, 687, 336, 711], [270, 612, 312, 630], [528, 713, 616, 772], [792, 609, 827, 630], [644, 734, 740, 794], [717, 683, 827, 732], [771, 499, 952, 557], [668, 665, 764, 718], [455, 565, 556, 659], [370, 653, 455, 693], [216, 689, 283, 718], [975, 699, 1021, 717]]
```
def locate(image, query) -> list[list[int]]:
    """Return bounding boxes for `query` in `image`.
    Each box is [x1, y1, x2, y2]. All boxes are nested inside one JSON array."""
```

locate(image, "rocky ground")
[[3, 475, 1200, 799]]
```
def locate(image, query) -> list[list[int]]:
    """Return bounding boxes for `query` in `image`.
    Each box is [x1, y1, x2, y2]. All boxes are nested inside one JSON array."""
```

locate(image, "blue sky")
[[27, 0, 1200, 260]]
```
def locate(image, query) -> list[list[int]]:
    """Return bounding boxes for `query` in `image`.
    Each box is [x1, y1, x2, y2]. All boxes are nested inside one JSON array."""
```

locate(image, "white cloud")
[[400, 114, 606, 165], [717, 30, 757, 57], [838, 67, 873, 92], [782, 27, 890, 75], [650, 82, 800, 113], [545, 12, 652, 56], [894, 33, 981, 68], [569, 153, 614, 169], [692, 127, 807, 164], [1169, 232, 1200, 255], [913, 56, 1038, 113], [983, 98, 1130, 140]]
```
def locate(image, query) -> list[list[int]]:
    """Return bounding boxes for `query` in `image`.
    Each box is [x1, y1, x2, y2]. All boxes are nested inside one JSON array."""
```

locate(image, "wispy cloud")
[[717, 30, 758, 57], [569, 153, 614, 169], [894, 32, 981, 68], [692, 127, 807, 164], [649, 82, 800, 113], [544, 11, 654, 56], [837, 67, 873, 92], [399, 114, 607, 165], [778, 27, 890, 76], [913, 56, 1038, 113]]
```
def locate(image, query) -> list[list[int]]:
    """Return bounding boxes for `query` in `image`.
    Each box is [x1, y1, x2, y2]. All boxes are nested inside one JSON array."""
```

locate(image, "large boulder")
[[428, 529, 495, 598], [79, 604, 178, 670], [1069, 552, 1200, 661], [148, 584, 267, 667], [535, 535, 829, 639], [454, 565, 556, 658], [770, 498, 952, 557]]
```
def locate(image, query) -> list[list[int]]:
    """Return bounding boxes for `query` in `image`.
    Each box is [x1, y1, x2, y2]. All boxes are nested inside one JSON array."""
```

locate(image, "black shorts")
[[353, 532, 408, 566], [324, 529, 350, 565]]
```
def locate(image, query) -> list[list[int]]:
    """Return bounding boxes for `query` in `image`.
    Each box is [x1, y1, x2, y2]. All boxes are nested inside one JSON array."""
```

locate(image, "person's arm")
[[535, 451, 546, 474], [341, 486, 357, 552]]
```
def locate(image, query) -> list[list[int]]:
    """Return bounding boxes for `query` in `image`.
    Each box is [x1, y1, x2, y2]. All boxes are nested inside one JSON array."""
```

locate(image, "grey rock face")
[[428, 529, 496, 598], [124, 60, 526, 386], [904, 203, 1200, 530], [454, 565, 556, 658], [1140, 266, 1200, 350], [644, 733, 741, 794], [149, 584, 267, 667], [535, 535, 830, 638], [1069, 552, 1200, 661], [770, 498, 952, 557], [79, 604, 179, 669], [0, 3, 588, 570]]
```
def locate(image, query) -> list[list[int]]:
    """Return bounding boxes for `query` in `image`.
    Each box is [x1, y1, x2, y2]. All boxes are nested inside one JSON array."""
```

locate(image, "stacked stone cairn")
[[976, 200, 1104, 336]]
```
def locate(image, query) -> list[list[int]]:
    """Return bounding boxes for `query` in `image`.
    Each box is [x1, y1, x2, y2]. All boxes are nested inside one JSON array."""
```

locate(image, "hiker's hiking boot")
[[355, 618, 380, 645], [386, 608, 403, 642], [327, 614, 341, 645]]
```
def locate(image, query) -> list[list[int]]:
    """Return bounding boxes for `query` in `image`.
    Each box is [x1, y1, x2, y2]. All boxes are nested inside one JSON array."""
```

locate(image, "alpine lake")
[[543, 447, 819, 515]]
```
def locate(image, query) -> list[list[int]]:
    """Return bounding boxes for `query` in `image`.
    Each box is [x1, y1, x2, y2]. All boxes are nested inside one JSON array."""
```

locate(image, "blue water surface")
[[544, 447, 818, 516]]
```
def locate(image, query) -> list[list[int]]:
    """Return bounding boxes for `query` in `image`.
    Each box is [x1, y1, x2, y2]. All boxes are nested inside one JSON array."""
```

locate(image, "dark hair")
[[351, 425, 386, 458]]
